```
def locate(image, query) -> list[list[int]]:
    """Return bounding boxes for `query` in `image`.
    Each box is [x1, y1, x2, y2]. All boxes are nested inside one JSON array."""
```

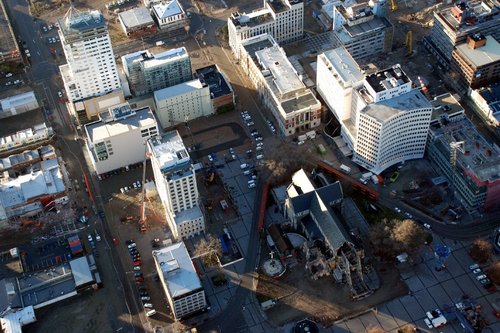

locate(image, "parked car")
[[140, 296, 150, 301], [87, 234, 93, 242], [135, 276, 144, 282], [423, 223, 432, 230], [473, 268, 482, 274], [127, 243, 137, 249], [125, 239, 135, 245], [469, 263, 480, 270], [143, 303, 153, 309], [476, 274, 487, 280], [139, 291, 148, 296], [95, 232, 101, 242], [134, 272, 143, 277], [133, 261, 142, 266], [133, 266, 141, 271]]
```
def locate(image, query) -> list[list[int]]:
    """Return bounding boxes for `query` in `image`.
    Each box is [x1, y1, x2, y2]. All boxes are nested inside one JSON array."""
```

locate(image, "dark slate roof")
[[289, 191, 314, 214], [316, 181, 343, 206]]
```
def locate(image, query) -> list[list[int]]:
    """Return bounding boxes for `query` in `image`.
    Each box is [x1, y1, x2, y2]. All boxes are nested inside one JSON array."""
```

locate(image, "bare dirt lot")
[[257, 260, 408, 327]]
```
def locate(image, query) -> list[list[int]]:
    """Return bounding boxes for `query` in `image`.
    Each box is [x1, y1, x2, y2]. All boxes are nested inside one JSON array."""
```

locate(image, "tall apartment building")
[[152, 241, 207, 320], [121, 47, 192, 96], [240, 34, 321, 136], [58, 8, 121, 103], [84, 103, 158, 175], [427, 115, 500, 213], [331, 0, 393, 61], [451, 34, 500, 91], [148, 130, 204, 239], [317, 49, 433, 174], [425, 0, 500, 67], [154, 79, 213, 129], [228, 0, 304, 59]]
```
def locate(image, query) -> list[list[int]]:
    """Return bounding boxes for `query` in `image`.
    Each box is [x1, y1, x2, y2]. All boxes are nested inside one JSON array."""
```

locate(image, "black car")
[[134, 272, 143, 277], [129, 249, 139, 255], [132, 254, 141, 260], [139, 291, 149, 297], [125, 239, 135, 245]]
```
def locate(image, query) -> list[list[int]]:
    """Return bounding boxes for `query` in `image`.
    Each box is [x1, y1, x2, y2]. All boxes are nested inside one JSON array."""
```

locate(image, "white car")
[[136, 181, 141, 188], [256, 154, 264, 160], [87, 234, 93, 242], [95, 233, 101, 242], [120, 187, 125, 194], [423, 318, 433, 329], [58, 91, 63, 97], [394, 207, 401, 213], [246, 121, 254, 126], [476, 274, 487, 280], [423, 223, 432, 230], [248, 183, 256, 189], [143, 303, 153, 309], [5, 73, 13, 78], [133, 266, 141, 271], [469, 263, 480, 270], [473, 268, 482, 274]]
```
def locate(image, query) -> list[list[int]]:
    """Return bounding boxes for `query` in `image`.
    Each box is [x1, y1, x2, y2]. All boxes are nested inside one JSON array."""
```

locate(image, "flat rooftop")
[[339, 16, 392, 41], [455, 35, 500, 67], [360, 89, 432, 123], [256, 45, 304, 95], [174, 205, 203, 225], [58, 8, 106, 37], [430, 93, 465, 121], [148, 130, 190, 172], [154, 79, 204, 100], [230, 9, 274, 29], [85, 106, 155, 143], [153, 241, 202, 298], [142, 47, 189, 69], [365, 65, 411, 93], [477, 83, 500, 118], [119, 7, 154, 29], [431, 117, 500, 182], [322, 47, 364, 86], [195, 65, 232, 98], [267, 0, 300, 13], [436, 0, 499, 33], [241, 34, 276, 58]]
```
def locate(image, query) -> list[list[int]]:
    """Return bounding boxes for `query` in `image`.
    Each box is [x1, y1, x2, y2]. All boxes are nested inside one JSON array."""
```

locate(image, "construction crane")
[[405, 31, 413, 56], [391, 0, 397, 11]]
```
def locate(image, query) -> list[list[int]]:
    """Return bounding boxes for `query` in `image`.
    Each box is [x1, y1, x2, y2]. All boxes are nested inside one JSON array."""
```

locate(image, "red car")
[[135, 276, 144, 282], [112, 238, 119, 246], [133, 260, 142, 266]]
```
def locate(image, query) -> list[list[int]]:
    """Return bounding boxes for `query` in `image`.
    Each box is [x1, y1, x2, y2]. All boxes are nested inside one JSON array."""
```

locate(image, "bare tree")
[[469, 239, 493, 264], [391, 219, 428, 253], [485, 261, 500, 284], [193, 234, 222, 268]]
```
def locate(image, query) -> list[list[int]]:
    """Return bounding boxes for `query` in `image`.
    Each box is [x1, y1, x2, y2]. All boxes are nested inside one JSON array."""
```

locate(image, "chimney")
[[467, 34, 487, 49]]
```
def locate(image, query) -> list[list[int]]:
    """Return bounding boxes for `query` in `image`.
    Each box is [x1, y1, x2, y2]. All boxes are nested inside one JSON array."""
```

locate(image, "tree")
[[485, 261, 500, 284], [369, 221, 396, 259], [391, 219, 428, 253], [469, 239, 493, 264], [193, 234, 222, 268]]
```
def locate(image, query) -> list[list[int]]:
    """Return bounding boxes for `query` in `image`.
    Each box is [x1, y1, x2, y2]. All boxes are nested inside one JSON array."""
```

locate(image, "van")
[[145, 309, 156, 317]]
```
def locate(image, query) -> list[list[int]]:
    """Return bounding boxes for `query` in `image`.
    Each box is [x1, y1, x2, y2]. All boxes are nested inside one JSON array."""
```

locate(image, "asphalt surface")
[[4, 0, 143, 332]]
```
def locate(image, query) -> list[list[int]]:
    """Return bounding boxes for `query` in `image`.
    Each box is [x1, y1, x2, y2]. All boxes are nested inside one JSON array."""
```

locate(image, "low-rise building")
[[122, 47, 192, 96], [152, 241, 207, 319], [118, 7, 157, 38], [0, 158, 66, 221], [0, 0, 22, 65], [68, 89, 126, 125], [451, 34, 500, 91], [469, 83, 500, 126], [84, 103, 158, 176], [228, 0, 304, 60], [240, 34, 321, 136], [0, 91, 40, 119], [332, 1, 393, 61], [154, 79, 213, 129], [151, 0, 187, 31], [0, 123, 53, 155], [195, 65, 235, 112], [148, 130, 204, 239]]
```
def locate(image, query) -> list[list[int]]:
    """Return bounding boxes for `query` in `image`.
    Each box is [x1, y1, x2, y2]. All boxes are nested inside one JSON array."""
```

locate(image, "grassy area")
[[351, 192, 399, 225]]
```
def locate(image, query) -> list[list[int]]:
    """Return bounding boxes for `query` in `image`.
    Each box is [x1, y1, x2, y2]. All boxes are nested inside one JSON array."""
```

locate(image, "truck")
[[371, 174, 379, 185], [297, 134, 307, 142], [340, 164, 351, 174], [361, 172, 373, 180], [305, 130, 316, 139]]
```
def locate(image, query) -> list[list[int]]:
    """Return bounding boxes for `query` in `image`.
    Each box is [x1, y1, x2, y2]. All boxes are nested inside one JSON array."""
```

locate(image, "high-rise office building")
[[58, 8, 121, 103], [148, 130, 204, 239], [121, 47, 192, 96], [317, 48, 433, 174]]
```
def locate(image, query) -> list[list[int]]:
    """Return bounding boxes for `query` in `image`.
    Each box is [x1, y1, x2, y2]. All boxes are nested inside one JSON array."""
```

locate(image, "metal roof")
[[118, 7, 154, 29]]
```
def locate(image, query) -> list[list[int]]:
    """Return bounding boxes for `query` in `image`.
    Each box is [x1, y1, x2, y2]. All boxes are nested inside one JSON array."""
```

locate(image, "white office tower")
[[148, 131, 204, 239], [153, 241, 206, 320], [58, 8, 120, 103], [317, 49, 433, 174]]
